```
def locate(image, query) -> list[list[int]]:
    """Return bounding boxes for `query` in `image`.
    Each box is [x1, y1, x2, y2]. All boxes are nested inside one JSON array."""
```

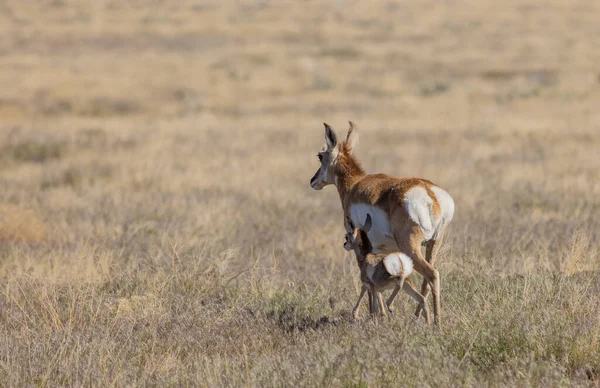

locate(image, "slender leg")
[[412, 256, 440, 325], [395, 227, 441, 326], [352, 284, 368, 319], [396, 278, 406, 303], [385, 284, 402, 313], [377, 291, 387, 317], [415, 236, 442, 318], [387, 276, 417, 313], [402, 279, 431, 325], [385, 277, 407, 314], [370, 286, 379, 316]]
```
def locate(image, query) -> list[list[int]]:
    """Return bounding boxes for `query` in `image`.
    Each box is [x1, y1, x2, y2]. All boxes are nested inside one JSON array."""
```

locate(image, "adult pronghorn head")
[[310, 121, 360, 190]]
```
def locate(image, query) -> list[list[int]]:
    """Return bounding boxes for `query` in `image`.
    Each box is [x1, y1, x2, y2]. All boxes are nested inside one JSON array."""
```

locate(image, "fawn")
[[344, 214, 431, 324]]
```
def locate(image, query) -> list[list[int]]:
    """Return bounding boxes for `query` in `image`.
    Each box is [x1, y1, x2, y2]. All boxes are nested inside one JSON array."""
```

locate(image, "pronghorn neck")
[[353, 230, 372, 264], [334, 151, 365, 204], [353, 248, 364, 265]]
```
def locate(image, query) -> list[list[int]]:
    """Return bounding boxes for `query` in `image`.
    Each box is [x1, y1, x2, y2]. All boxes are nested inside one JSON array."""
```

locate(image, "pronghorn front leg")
[[352, 284, 368, 319], [370, 285, 379, 316], [369, 287, 387, 318]]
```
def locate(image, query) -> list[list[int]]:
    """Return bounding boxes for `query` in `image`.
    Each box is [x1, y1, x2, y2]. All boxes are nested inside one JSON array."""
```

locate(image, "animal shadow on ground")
[[266, 305, 355, 334]]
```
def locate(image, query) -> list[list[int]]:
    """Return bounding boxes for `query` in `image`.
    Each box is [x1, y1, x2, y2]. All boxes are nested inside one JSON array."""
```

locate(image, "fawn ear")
[[363, 214, 372, 233], [324, 123, 338, 150], [346, 216, 355, 230]]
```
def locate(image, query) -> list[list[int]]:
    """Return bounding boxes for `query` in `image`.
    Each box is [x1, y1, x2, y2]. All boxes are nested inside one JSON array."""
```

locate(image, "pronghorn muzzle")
[[310, 168, 323, 189]]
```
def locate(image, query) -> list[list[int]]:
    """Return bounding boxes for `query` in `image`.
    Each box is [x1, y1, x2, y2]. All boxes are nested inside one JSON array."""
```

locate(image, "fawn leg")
[[352, 284, 368, 319]]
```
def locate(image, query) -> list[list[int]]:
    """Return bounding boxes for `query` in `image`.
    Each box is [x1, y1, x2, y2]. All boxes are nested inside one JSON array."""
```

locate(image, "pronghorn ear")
[[324, 123, 337, 150], [345, 121, 359, 154], [346, 216, 355, 230], [363, 213, 372, 233]]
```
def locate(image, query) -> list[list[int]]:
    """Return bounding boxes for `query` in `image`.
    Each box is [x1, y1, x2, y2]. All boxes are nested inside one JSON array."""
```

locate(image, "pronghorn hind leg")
[[415, 237, 442, 318], [386, 276, 415, 314], [385, 285, 401, 314], [386, 278, 406, 316], [370, 286, 379, 316], [402, 278, 431, 325], [377, 291, 387, 317], [411, 254, 440, 325], [394, 227, 441, 326]]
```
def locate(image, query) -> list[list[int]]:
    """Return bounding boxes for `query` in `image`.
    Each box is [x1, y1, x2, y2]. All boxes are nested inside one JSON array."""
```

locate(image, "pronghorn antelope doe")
[[344, 214, 431, 323], [310, 122, 454, 325]]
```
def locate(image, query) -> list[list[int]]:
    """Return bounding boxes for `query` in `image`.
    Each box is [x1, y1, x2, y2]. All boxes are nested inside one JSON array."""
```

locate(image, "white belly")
[[349, 204, 397, 254]]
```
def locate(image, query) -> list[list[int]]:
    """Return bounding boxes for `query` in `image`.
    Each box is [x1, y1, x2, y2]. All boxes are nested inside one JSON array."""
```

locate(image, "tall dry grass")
[[1, 0, 600, 386]]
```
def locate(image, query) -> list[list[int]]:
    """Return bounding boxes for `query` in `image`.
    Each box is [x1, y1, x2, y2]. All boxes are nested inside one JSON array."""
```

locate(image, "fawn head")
[[344, 214, 373, 257]]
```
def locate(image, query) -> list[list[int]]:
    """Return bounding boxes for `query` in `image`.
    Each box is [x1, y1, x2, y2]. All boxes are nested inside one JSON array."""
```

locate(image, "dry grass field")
[[1, 0, 600, 386]]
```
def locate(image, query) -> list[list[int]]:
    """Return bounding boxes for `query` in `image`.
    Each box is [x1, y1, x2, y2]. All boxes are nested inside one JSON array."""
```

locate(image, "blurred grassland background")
[[0, 0, 599, 386]]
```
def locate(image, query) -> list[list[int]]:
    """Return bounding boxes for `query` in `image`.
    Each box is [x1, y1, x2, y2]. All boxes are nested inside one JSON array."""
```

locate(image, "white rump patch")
[[383, 253, 401, 276], [430, 186, 455, 240], [404, 186, 435, 240], [383, 253, 413, 277], [349, 204, 396, 254], [399, 253, 413, 277]]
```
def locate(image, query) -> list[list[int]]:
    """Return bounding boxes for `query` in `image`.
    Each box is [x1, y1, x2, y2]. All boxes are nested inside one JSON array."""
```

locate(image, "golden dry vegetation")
[[1, 0, 600, 386]]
